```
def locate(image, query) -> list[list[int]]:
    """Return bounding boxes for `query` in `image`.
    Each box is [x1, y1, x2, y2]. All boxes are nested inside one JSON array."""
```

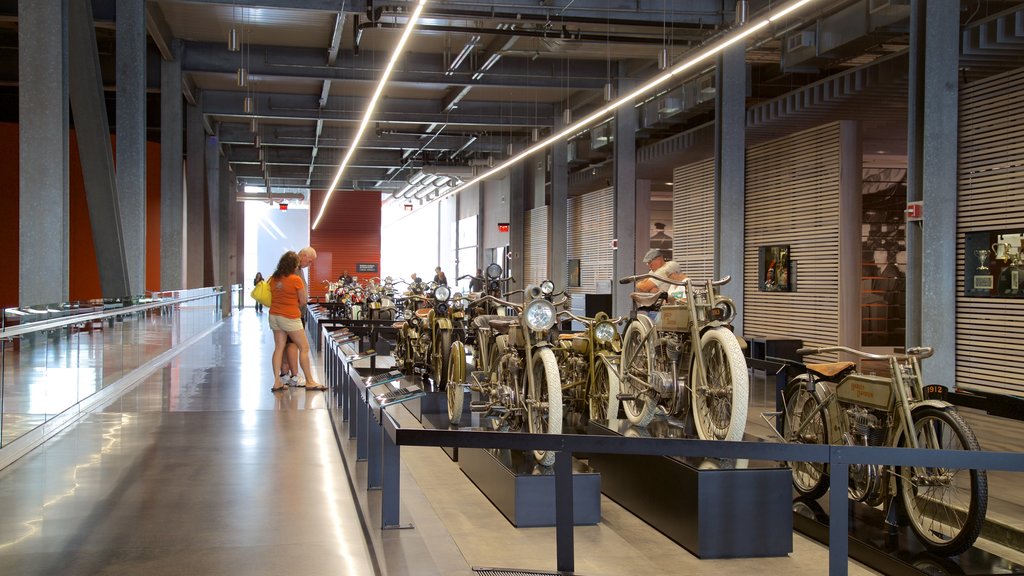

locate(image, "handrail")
[[1, 288, 224, 339]]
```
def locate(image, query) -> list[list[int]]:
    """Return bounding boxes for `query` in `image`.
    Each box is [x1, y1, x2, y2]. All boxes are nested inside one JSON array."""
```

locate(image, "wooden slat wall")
[[524, 206, 549, 286], [308, 190, 382, 298], [672, 158, 715, 280], [744, 123, 843, 361], [956, 66, 1024, 395], [567, 187, 614, 295]]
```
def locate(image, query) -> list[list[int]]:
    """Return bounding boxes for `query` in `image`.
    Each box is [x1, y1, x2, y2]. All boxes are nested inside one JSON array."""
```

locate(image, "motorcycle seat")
[[415, 308, 431, 319], [558, 333, 581, 340], [473, 314, 505, 329], [630, 291, 666, 310], [805, 361, 856, 379], [487, 318, 517, 334], [392, 321, 406, 330]]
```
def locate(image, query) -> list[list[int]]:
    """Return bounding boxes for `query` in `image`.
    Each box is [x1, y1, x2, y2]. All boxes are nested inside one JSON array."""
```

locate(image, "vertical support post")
[[905, 0, 924, 349], [367, 407, 383, 489], [161, 40, 185, 291], [509, 159, 526, 293], [185, 99, 206, 288], [829, 460, 849, 576], [612, 67, 637, 317], [116, 0, 147, 296], [839, 122, 863, 350], [715, 45, 746, 333], [550, 112, 568, 293], [357, 386, 368, 460], [381, 420, 403, 529], [205, 132, 221, 287], [555, 450, 575, 573], [19, 0, 69, 306]]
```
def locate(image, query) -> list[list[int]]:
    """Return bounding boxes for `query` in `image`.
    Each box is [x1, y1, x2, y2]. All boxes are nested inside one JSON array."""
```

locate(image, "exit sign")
[[279, 203, 288, 211], [498, 222, 509, 233]]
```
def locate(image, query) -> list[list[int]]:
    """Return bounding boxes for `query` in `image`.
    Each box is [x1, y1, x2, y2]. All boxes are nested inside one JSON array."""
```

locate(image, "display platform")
[[415, 387, 477, 461], [587, 417, 793, 559], [458, 446, 601, 528], [795, 494, 1024, 575]]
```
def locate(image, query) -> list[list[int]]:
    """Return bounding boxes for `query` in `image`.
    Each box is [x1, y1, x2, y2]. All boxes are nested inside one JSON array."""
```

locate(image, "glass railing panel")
[[2, 329, 49, 447], [76, 316, 104, 405], [44, 324, 80, 423]]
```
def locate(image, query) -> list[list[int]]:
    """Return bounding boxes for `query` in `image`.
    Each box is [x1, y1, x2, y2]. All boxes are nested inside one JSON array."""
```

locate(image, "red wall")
[[308, 190, 382, 298], [0, 122, 162, 307]]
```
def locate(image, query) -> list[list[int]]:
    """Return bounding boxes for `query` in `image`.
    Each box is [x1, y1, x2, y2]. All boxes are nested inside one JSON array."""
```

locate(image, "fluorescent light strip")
[[312, 0, 428, 229], [437, 0, 813, 202]]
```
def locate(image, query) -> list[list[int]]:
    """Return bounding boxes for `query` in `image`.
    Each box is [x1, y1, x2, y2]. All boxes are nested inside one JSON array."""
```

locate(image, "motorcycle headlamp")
[[486, 263, 502, 279], [434, 285, 451, 302], [524, 299, 556, 332], [540, 280, 555, 296], [594, 321, 617, 343]]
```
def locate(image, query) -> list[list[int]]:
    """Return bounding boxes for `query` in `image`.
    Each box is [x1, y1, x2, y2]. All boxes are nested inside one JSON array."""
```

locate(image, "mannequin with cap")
[[636, 248, 687, 294]]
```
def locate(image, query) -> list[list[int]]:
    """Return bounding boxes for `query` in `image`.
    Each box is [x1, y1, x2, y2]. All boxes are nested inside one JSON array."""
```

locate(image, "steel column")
[[554, 451, 575, 573], [18, 0, 69, 306], [367, 404, 383, 489], [381, 417, 403, 529], [116, 0, 147, 296], [161, 40, 185, 291], [509, 158, 526, 293], [219, 153, 233, 317], [205, 132, 221, 287], [715, 45, 746, 333], [549, 113, 568, 292], [69, 0, 130, 299], [613, 68, 637, 317]]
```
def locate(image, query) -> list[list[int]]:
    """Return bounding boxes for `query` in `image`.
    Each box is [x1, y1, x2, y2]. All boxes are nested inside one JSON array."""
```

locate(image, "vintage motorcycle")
[[394, 285, 456, 386], [617, 273, 748, 441], [553, 308, 623, 427], [448, 285, 563, 466], [778, 345, 987, 556], [364, 277, 398, 320]]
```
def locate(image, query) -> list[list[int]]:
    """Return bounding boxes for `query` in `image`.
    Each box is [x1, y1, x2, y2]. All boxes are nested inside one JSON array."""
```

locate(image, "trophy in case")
[[974, 249, 993, 290]]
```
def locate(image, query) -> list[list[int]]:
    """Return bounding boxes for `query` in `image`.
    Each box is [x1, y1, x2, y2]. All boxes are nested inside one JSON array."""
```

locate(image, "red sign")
[[404, 204, 413, 212], [279, 203, 288, 211], [906, 201, 923, 221], [498, 222, 510, 233]]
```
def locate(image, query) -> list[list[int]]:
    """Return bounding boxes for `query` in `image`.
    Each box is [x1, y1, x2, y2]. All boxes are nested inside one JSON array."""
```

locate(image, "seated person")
[[636, 249, 687, 296]]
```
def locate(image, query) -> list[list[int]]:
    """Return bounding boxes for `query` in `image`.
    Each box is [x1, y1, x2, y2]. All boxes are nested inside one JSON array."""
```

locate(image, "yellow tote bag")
[[251, 280, 272, 307]]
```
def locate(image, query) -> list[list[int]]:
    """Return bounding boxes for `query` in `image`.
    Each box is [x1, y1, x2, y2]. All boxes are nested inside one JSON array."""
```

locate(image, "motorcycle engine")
[[844, 406, 888, 504]]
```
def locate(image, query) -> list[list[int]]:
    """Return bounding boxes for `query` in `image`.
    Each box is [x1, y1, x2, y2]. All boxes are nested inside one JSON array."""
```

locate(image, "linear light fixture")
[[312, 0, 428, 229], [432, 0, 819, 205]]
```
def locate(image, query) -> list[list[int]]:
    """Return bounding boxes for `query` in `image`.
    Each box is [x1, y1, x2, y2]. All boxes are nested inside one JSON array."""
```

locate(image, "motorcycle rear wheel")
[[783, 375, 830, 499]]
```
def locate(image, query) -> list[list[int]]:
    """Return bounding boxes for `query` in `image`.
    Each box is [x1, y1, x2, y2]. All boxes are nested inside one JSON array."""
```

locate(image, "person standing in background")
[[268, 251, 325, 392], [252, 272, 265, 314]]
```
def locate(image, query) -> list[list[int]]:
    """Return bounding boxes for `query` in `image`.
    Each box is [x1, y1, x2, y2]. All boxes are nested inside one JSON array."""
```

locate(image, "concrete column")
[[635, 179, 651, 264], [160, 40, 185, 291], [18, 0, 69, 306], [116, 0, 146, 295], [549, 114, 568, 293], [69, 0, 130, 298], [185, 98, 206, 288], [509, 160, 526, 294], [612, 69, 637, 317], [839, 121, 863, 351], [219, 153, 233, 317], [715, 45, 747, 334], [919, 0, 959, 387], [205, 131, 221, 287]]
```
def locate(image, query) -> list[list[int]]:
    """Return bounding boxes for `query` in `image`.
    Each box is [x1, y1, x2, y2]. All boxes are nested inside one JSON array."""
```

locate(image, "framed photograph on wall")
[[758, 246, 792, 292]]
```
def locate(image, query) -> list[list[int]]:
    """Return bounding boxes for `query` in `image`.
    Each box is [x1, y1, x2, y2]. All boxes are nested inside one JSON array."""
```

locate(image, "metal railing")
[[0, 287, 224, 457]]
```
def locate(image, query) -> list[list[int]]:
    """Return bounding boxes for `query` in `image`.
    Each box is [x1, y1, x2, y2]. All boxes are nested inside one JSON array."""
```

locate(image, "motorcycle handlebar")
[[796, 345, 935, 361]]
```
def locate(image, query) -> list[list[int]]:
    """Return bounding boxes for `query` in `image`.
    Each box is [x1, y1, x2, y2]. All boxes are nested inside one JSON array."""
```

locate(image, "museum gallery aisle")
[[0, 310, 879, 576]]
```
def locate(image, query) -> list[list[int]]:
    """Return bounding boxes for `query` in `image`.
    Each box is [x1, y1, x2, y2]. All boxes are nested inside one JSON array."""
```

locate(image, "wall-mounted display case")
[[965, 230, 1024, 298]]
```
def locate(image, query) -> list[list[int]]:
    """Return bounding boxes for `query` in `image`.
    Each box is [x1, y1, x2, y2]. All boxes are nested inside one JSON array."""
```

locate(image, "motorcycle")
[[617, 273, 748, 441], [553, 308, 624, 428], [395, 284, 458, 387]]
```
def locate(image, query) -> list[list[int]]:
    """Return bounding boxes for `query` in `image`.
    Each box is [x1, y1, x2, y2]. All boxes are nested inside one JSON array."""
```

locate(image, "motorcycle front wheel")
[[433, 330, 452, 388], [619, 318, 657, 427], [446, 340, 467, 423], [588, 355, 620, 423], [527, 347, 563, 467], [690, 328, 748, 441], [897, 406, 987, 556], [783, 375, 830, 499]]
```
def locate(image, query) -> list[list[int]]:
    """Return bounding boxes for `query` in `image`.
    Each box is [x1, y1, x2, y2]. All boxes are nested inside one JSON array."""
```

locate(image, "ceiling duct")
[[782, 0, 911, 73]]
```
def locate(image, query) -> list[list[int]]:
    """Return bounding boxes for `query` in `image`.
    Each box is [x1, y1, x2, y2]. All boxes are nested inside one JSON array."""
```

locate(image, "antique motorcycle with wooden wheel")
[[448, 285, 563, 466], [777, 345, 987, 556], [617, 273, 748, 441]]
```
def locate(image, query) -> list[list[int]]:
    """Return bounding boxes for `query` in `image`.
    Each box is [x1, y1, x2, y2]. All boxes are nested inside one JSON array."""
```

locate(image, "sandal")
[[271, 384, 287, 392], [304, 383, 327, 391]]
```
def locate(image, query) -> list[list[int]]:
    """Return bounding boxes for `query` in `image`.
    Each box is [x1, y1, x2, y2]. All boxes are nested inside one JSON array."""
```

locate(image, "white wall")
[[243, 202, 310, 305], [380, 200, 439, 283]]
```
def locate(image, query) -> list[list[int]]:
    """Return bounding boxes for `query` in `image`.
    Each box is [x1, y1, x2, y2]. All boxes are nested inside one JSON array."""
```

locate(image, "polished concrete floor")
[[2, 309, 1021, 575]]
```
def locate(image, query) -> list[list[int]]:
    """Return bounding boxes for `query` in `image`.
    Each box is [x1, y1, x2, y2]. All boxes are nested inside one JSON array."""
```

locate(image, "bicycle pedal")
[[469, 401, 490, 412]]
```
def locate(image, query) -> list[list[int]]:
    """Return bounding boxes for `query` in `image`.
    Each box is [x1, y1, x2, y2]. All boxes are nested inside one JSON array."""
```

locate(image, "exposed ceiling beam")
[[144, 2, 174, 61], [218, 124, 507, 153]]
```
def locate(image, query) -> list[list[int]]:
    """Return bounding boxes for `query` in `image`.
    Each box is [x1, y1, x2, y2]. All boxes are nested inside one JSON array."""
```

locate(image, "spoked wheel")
[[396, 326, 413, 371], [897, 406, 987, 556], [588, 356, 620, 423], [619, 317, 657, 427], [433, 330, 452, 387], [690, 328, 748, 441], [446, 341, 467, 423], [527, 347, 562, 467], [783, 375, 830, 499]]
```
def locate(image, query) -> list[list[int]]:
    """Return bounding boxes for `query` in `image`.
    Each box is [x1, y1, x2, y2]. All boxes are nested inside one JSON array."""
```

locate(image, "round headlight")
[[524, 299, 556, 331], [434, 285, 451, 301], [540, 280, 554, 295], [486, 263, 502, 279], [594, 321, 616, 343]]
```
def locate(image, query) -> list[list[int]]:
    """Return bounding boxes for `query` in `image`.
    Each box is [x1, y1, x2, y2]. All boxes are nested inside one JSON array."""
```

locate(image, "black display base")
[[587, 418, 793, 559], [795, 495, 1024, 575], [458, 447, 601, 528]]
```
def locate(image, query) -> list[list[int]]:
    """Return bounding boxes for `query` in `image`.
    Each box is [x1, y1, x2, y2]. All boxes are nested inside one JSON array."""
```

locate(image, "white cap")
[[642, 249, 661, 264]]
